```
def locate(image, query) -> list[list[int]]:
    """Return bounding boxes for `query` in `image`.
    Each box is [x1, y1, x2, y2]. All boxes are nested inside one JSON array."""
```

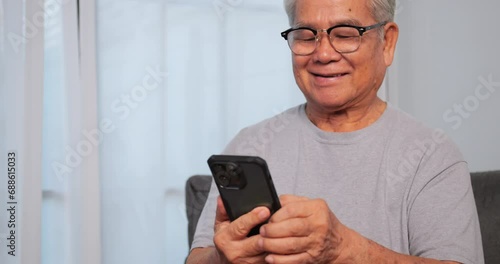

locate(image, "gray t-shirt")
[[191, 104, 484, 264]]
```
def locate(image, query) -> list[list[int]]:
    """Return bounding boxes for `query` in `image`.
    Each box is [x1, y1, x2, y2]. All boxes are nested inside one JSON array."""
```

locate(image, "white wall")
[[389, 0, 500, 172]]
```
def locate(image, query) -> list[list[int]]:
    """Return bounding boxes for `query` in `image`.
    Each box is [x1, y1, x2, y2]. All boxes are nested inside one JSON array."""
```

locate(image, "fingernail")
[[258, 209, 268, 220], [265, 255, 274, 263], [259, 225, 266, 236], [258, 238, 264, 248]]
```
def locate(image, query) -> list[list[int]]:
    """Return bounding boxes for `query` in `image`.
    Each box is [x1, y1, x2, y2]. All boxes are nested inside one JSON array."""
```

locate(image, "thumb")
[[228, 206, 270, 239]]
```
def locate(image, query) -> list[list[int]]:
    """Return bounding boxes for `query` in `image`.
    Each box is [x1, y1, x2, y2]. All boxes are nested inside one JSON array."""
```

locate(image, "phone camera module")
[[216, 171, 230, 187], [213, 163, 247, 189], [227, 163, 246, 189]]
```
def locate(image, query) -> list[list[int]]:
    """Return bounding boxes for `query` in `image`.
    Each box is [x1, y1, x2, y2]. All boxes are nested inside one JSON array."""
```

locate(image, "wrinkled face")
[[291, 0, 391, 113]]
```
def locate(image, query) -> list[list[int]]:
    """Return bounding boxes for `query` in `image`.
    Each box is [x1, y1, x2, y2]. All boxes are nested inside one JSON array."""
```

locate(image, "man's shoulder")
[[386, 105, 435, 136], [385, 105, 466, 173], [386, 105, 453, 146]]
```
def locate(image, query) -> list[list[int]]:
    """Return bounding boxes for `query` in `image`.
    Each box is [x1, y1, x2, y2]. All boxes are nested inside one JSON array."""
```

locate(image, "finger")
[[260, 218, 310, 238], [241, 253, 267, 264], [214, 217, 230, 234], [215, 233, 266, 260], [214, 197, 231, 234], [215, 196, 229, 225], [279, 194, 309, 206], [271, 198, 329, 223], [243, 234, 268, 258], [265, 252, 310, 264], [226, 252, 267, 264], [259, 236, 310, 255], [228, 206, 271, 239], [269, 201, 311, 223]]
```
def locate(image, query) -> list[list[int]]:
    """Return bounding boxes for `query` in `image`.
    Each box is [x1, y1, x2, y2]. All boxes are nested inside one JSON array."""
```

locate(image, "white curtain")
[[1, 0, 101, 263], [1, 0, 305, 263], [96, 1, 303, 263], [42, 0, 101, 263], [0, 0, 302, 263], [0, 0, 44, 263]]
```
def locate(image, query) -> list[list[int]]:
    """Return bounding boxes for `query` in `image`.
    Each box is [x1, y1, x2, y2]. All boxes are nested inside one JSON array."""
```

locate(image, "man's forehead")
[[294, 0, 372, 26]]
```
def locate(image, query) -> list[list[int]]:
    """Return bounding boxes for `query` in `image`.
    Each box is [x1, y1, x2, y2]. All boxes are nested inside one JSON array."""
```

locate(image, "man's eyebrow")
[[334, 18, 362, 26], [292, 21, 312, 28], [293, 18, 363, 28]]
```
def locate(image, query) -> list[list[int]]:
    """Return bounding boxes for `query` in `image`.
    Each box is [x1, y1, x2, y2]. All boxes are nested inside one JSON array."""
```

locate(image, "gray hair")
[[284, 0, 396, 26]]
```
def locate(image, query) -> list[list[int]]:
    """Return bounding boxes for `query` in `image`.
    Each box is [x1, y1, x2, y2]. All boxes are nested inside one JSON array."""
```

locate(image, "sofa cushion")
[[185, 175, 212, 248], [471, 170, 500, 264]]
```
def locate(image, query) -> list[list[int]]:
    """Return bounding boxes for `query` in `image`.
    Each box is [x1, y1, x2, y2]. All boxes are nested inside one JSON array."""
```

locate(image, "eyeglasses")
[[280, 21, 387, 55]]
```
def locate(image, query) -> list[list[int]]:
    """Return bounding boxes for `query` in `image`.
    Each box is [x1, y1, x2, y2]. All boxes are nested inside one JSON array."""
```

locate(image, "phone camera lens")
[[216, 171, 230, 187], [227, 164, 239, 177]]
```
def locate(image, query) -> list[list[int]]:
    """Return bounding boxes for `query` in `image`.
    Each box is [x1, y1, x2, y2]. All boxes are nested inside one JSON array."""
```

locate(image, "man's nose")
[[313, 31, 342, 63]]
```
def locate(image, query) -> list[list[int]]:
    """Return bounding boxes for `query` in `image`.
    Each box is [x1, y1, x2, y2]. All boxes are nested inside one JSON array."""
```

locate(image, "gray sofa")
[[470, 171, 500, 263], [186, 171, 500, 263]]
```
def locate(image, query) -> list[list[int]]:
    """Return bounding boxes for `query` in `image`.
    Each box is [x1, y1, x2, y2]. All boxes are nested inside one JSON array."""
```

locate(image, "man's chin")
[[306, 98, 351, 113]]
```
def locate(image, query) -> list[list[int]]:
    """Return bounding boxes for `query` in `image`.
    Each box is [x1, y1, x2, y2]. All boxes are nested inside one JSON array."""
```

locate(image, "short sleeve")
[[408, 157, 484, 263], [190, 179, 218, 250]]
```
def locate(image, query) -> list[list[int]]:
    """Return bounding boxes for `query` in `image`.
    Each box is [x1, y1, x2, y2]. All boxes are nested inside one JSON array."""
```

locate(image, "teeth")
[[317, 73, 343, 78]]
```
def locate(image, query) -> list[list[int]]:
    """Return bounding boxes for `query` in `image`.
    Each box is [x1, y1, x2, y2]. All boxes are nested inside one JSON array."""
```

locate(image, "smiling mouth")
[[312, 73, 348, 78]]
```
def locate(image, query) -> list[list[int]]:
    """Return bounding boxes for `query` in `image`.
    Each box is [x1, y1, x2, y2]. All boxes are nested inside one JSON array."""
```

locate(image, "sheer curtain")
[[3, 0, 310, 263], [42, 0, 101, 264], [96, 0, 303, 263], [0, 0, 44, 263]]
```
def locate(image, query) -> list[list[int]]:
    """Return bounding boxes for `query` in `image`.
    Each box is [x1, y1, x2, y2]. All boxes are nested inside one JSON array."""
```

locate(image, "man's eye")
[[300, 37, 316, 41], [332, 29, 358, 38], [293, 31, 315, 41], [334, 34, 355, 39]]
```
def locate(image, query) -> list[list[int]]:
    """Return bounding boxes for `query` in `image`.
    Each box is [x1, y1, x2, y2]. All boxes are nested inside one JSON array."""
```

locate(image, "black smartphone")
[[207, 155, 281, 236]]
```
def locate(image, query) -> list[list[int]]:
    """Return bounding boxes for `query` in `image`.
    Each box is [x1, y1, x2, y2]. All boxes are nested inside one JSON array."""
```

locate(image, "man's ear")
[[382, 22, 399, 67]]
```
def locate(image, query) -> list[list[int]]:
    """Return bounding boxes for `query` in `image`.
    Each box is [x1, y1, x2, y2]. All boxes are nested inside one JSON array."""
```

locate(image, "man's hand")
[[257, 195, 462, 264], [257, 195, 350, 264], [213, 196, 271, 264]]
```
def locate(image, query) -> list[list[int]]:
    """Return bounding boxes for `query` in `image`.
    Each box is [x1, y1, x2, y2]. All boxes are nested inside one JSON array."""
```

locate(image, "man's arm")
[[186, 247, 222, 264], [332, 226, 460, 264], [258, 195, 464, 264], [187, 232, 460, 264]]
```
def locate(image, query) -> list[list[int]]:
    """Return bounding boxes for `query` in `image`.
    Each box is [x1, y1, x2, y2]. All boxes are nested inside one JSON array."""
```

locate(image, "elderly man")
[[187, 0, 484, 263]]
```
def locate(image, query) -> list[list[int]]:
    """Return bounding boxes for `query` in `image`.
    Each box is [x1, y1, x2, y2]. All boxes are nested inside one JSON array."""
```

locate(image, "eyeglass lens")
[[287, 26, 362, 55]]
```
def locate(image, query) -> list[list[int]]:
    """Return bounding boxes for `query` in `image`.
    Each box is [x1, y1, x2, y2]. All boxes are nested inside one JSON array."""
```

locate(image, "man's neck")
[[305, 98, 387, 132]]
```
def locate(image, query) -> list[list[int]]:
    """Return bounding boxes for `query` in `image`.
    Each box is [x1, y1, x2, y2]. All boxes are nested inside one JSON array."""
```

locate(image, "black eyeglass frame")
[[280, 21, 388, 54]]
